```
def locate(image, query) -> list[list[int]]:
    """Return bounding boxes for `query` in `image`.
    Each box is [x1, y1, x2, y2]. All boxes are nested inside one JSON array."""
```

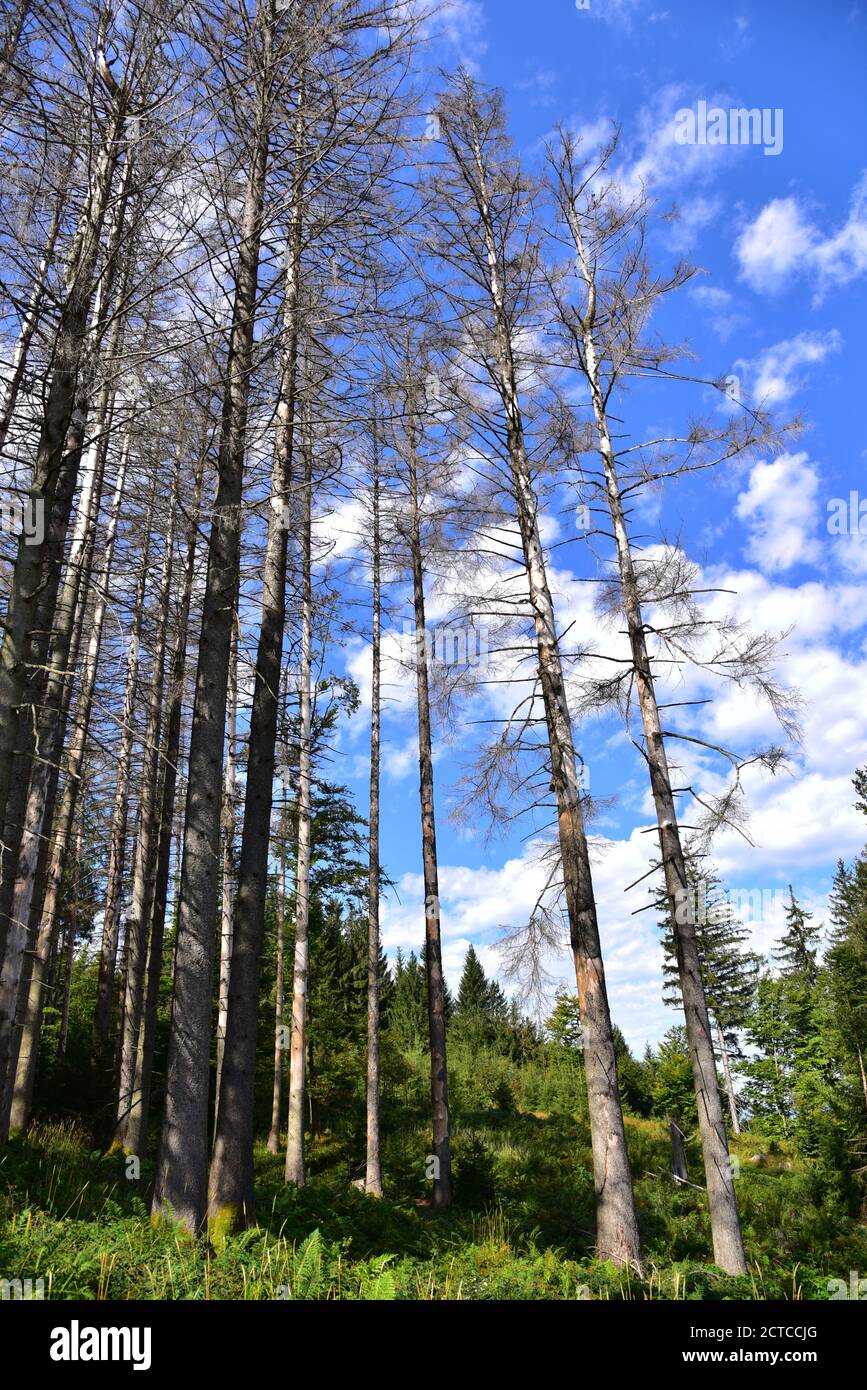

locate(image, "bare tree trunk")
[[152, 104, 271, 1233], [0, 0, 30, 104], [115, 460, 178, 1149], [670, 1121, 688, 1183], [406, 405, 451, 1210], [0, 204, 134, 969], [716, 1021, 741, 1137], [8, 439, 129, 1131], [579, 299, 746, 1275], [0, 149, 74, 453], [213, 615, 238, 1143], [0, 92, 128, 862], [0, 336, 126, 1132], [365, 416, 382, 1197], [284, 408, 312, 1190], [444, 88, 640, 1264], [858, 1044, 867, 1119], [57, 817, 83, 1061], [124, 447, 206, 1162], [209, 139, 302, 1223], [267, 798, 288, 1155], [93, 461, 151, 1049]]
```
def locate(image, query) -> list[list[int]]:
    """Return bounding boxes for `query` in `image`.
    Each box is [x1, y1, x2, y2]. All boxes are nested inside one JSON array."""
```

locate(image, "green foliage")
[[649, 1026, 698, 1130], [4, 1113, 867, 1300]]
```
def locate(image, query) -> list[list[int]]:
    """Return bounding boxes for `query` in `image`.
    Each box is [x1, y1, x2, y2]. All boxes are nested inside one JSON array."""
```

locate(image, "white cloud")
[[735, 173, 867, 300], [735, 452, 822, 572], [734, 197, 815, 293], [735, 329, 842, 406], [690, 282, 746, 341]]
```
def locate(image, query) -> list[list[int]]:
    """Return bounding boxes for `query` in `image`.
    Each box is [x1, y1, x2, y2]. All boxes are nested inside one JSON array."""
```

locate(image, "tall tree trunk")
[[459, 105, 640, 1266], [0, 0, 29, 105], [365, 416, 382, 1197], [8, 439, 129, 1131], [266, 797, 288, 1155], [716, 1021, 741, 1137], [0, 210, 134, 970], [284, 405, 312, 1190], [0, 331, 124, 1133], [123, 446, 206, 1162], [0, 149, 74, 453], [213, 615, 238, 1142], [93, 464, 152, 1050], [578, 292, 747, 1275], [152, 106, 271, 1233], [209, 138, 301, 1223], [406, 404, 451, 1210], [115, 460, 179, 1149], [0, 95, 127, 868], [57, 817, 84, 1061]]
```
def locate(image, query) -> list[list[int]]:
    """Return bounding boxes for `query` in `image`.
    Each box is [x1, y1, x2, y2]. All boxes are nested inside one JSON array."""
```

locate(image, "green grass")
[[1, 1113, 865, 1299]]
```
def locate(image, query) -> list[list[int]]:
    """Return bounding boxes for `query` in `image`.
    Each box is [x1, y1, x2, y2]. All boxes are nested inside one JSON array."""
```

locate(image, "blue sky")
[[323, 0, 867, 1050]]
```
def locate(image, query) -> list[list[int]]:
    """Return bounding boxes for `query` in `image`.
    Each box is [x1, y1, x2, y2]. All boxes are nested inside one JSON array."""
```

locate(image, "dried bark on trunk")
[[123, 447, 206, 1162], [213, 616, 238, 1142], [115, 461, 179, 1149], [0, 169, 135, 962], [57, 817, 84, 1061], [209, 140, 302, 1224], [152, 106, 271, 1232], [8, 440, 129, 1132], [0, 329, 128, 1133], [436, 79, 641, 1263], [0, 149, 74, 453], [670, 1121, 688, 1183], [406, 404, 451, 1210], [267, 798, 288, 1155], [716, 1021, 741, 1137], [93, 477, 152, 1050], [365, 417, 382, 1197], [0, 88, 128, 864], [284, 406, 313, 1191], [578, 293, 747, 1275]]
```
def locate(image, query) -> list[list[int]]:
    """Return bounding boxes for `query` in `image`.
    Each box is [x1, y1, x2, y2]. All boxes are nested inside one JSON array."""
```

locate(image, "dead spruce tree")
[[427, 72, 641, 1265], [152, 0, 280, 1232], [0, 2, 173, 926], [383, 336, 453, 1209], [545, 130, 798, 1274], [209, 0, 413, 1226], [365, 402, 383, 1196]]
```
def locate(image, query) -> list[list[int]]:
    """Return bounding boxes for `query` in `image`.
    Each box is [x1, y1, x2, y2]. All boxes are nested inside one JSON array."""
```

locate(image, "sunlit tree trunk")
[[213, 616, 238, 1142], [365, 415, 382, 1197], [93, 473, 152, 1050], [406, 395, 451, 1209], [267, 797, 288, 1155], [284, 405, 312, 1190]]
